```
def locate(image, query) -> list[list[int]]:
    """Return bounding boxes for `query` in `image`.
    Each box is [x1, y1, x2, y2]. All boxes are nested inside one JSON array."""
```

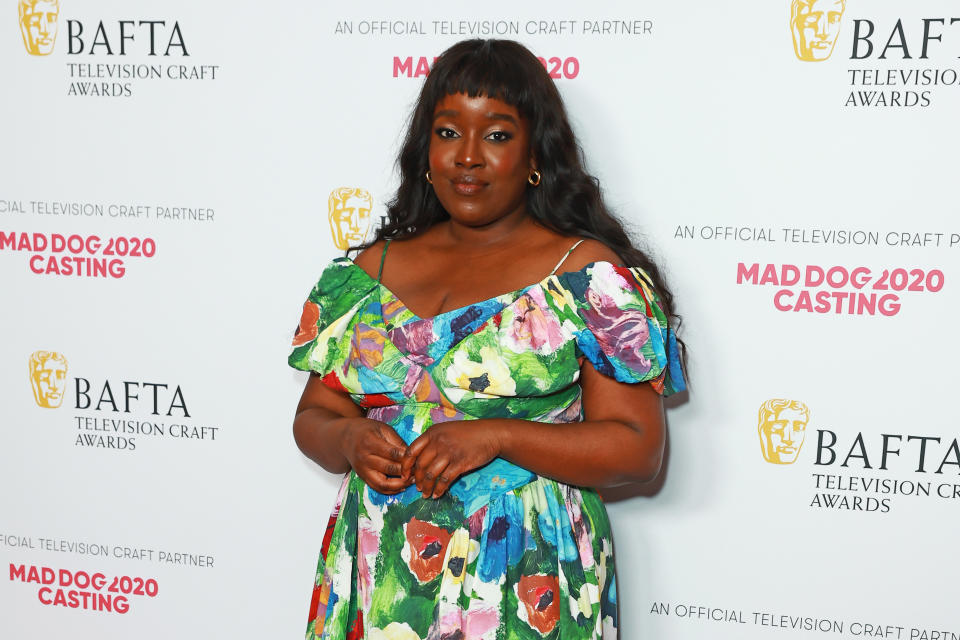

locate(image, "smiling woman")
[[289, 39, 686, 640], [427, 93, 533, 229]]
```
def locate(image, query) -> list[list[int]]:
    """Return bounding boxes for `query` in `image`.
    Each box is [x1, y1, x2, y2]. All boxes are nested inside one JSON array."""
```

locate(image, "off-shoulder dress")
[[288, 248, 685, 640]]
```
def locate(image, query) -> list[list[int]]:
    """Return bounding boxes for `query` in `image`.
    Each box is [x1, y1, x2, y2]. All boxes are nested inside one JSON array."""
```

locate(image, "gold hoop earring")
[[425, 171, 433, 184], [527, 170, 541, 187]]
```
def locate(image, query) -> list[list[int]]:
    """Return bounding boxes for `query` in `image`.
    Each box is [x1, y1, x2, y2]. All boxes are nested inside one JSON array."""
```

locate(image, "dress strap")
[[377, 239, 391, 283], [549, 239, 585, 276]]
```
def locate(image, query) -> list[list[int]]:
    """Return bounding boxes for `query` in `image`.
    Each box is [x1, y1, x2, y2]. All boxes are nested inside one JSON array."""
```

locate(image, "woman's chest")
[[334, 286, 586, 401], [377, 239, 573, 319]]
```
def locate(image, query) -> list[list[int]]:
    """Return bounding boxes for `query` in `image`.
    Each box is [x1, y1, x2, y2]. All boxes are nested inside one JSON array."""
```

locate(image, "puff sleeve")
[[560, 261, 686, 395], [287, 260, 376, 374]]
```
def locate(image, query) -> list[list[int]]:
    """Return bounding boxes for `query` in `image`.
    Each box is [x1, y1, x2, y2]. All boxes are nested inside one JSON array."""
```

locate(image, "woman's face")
[[428, 92, 534, 228]]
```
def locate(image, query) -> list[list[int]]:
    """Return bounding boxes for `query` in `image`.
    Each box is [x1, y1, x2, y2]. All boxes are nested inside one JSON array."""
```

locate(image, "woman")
[[289, 39, 685, 640]]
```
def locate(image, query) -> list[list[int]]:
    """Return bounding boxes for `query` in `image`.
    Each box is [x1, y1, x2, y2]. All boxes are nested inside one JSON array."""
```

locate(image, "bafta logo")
[[328, 187, 372, 251], [19, 0, 60, 56], [758, 399, 809, 465], [791, 0, 846, 61], [29, 350, 68, 408]]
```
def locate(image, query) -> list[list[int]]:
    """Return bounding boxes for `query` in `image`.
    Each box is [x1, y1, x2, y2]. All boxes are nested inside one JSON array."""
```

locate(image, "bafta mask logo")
[[791, 0, 846, 62], [29, 350, 68, 408], [328, 187, 373, 251], [19, 0, 60, 56], [758, 399, 809, 465]]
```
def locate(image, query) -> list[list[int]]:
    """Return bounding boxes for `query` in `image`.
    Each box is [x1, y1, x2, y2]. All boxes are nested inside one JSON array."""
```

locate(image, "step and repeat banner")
[[2, 0, 958, 638]]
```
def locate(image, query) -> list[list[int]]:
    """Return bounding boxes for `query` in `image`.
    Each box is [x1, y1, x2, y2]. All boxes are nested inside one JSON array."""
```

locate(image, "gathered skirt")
[[306, 472, 618, 640]]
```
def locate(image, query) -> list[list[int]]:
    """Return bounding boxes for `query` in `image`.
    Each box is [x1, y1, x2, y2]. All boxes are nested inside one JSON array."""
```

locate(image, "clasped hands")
[[340, 418, 501, 499]]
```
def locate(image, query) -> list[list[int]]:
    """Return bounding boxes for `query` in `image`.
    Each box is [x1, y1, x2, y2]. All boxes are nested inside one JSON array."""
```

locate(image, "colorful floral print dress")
[[288, 257, 685, 640]]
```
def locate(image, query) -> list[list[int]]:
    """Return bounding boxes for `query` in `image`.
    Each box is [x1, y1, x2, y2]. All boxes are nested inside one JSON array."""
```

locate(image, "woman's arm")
[[291, 241, 411, 494], [401, 360, 666, 498], [294, 373, 410, 494]]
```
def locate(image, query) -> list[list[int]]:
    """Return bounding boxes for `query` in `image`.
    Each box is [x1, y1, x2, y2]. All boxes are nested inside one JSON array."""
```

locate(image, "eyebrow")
[[433, 110, 519, 125]]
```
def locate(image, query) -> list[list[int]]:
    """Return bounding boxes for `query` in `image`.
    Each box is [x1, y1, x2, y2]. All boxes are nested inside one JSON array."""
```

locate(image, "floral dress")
[[288, 257, 685, 640]]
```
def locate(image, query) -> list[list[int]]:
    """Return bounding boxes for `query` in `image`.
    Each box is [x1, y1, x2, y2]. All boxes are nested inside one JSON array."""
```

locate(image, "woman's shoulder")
[[552, 240, 664, 317], [554, 238, 621, 274], [548, 240, 683, 394], [303, 249, 379, 304], [352, 232, 440, 278], [350, 240, 388, 281]]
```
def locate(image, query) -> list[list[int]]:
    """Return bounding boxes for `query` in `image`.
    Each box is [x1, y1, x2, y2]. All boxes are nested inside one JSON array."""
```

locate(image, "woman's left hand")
[[401, 421, 502, 499]]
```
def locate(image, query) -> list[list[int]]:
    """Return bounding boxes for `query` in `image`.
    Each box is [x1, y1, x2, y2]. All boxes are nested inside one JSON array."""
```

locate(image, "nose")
[[455, 133, 483, 169], [782, 425, 795, 446], [815, 15, 829, 38]]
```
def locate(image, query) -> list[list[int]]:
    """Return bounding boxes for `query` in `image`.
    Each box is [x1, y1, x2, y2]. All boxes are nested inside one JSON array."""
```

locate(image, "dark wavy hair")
[[368, 39, 685, 362]]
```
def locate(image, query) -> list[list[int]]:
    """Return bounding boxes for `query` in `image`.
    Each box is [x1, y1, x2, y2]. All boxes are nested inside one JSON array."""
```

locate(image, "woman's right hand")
[[339, 418, 412, 495], [294, 373, 411, 494]]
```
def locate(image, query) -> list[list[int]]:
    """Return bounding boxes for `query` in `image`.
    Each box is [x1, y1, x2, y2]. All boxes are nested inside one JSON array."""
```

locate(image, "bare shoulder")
[[351, 240, 386, 280], [558, 238, 622, 272]]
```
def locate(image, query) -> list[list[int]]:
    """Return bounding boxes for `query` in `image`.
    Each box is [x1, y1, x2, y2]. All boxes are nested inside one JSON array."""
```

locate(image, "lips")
[[450, 175, 487, 196]]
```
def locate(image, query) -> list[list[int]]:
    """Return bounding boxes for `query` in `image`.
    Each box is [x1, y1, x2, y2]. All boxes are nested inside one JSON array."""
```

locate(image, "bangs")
[[425, 40, 543, 118]]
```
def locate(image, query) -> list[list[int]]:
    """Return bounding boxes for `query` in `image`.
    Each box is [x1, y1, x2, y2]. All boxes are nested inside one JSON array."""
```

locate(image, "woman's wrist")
[[295, 410, 355, 473], [489, 420, 511, 459]]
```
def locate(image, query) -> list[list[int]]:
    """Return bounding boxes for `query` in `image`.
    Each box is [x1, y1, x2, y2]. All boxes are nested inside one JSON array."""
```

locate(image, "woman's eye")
[[487, 131, 513, 142], [435, 127, 458, 139]]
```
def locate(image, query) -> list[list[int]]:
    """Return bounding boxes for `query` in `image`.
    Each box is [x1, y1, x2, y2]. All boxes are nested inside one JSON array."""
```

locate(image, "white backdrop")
[[3, 1, 959, 638]]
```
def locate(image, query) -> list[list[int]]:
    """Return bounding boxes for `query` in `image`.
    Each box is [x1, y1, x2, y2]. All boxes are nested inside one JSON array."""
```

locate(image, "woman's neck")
[[438, 210, 539, 253]]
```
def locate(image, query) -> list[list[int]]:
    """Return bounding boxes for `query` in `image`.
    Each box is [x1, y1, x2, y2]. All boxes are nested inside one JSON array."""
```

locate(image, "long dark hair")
[[370, 39, 685, 363]]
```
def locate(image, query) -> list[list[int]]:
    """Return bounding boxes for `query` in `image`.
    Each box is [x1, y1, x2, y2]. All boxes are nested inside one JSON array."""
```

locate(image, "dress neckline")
[[334, 256, 614, 323]]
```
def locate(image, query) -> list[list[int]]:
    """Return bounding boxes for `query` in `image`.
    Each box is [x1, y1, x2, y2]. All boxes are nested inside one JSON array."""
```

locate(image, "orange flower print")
[[404, 518, 452, 584], [518, 574, 560, 635], [292, 301, 320, 347]]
